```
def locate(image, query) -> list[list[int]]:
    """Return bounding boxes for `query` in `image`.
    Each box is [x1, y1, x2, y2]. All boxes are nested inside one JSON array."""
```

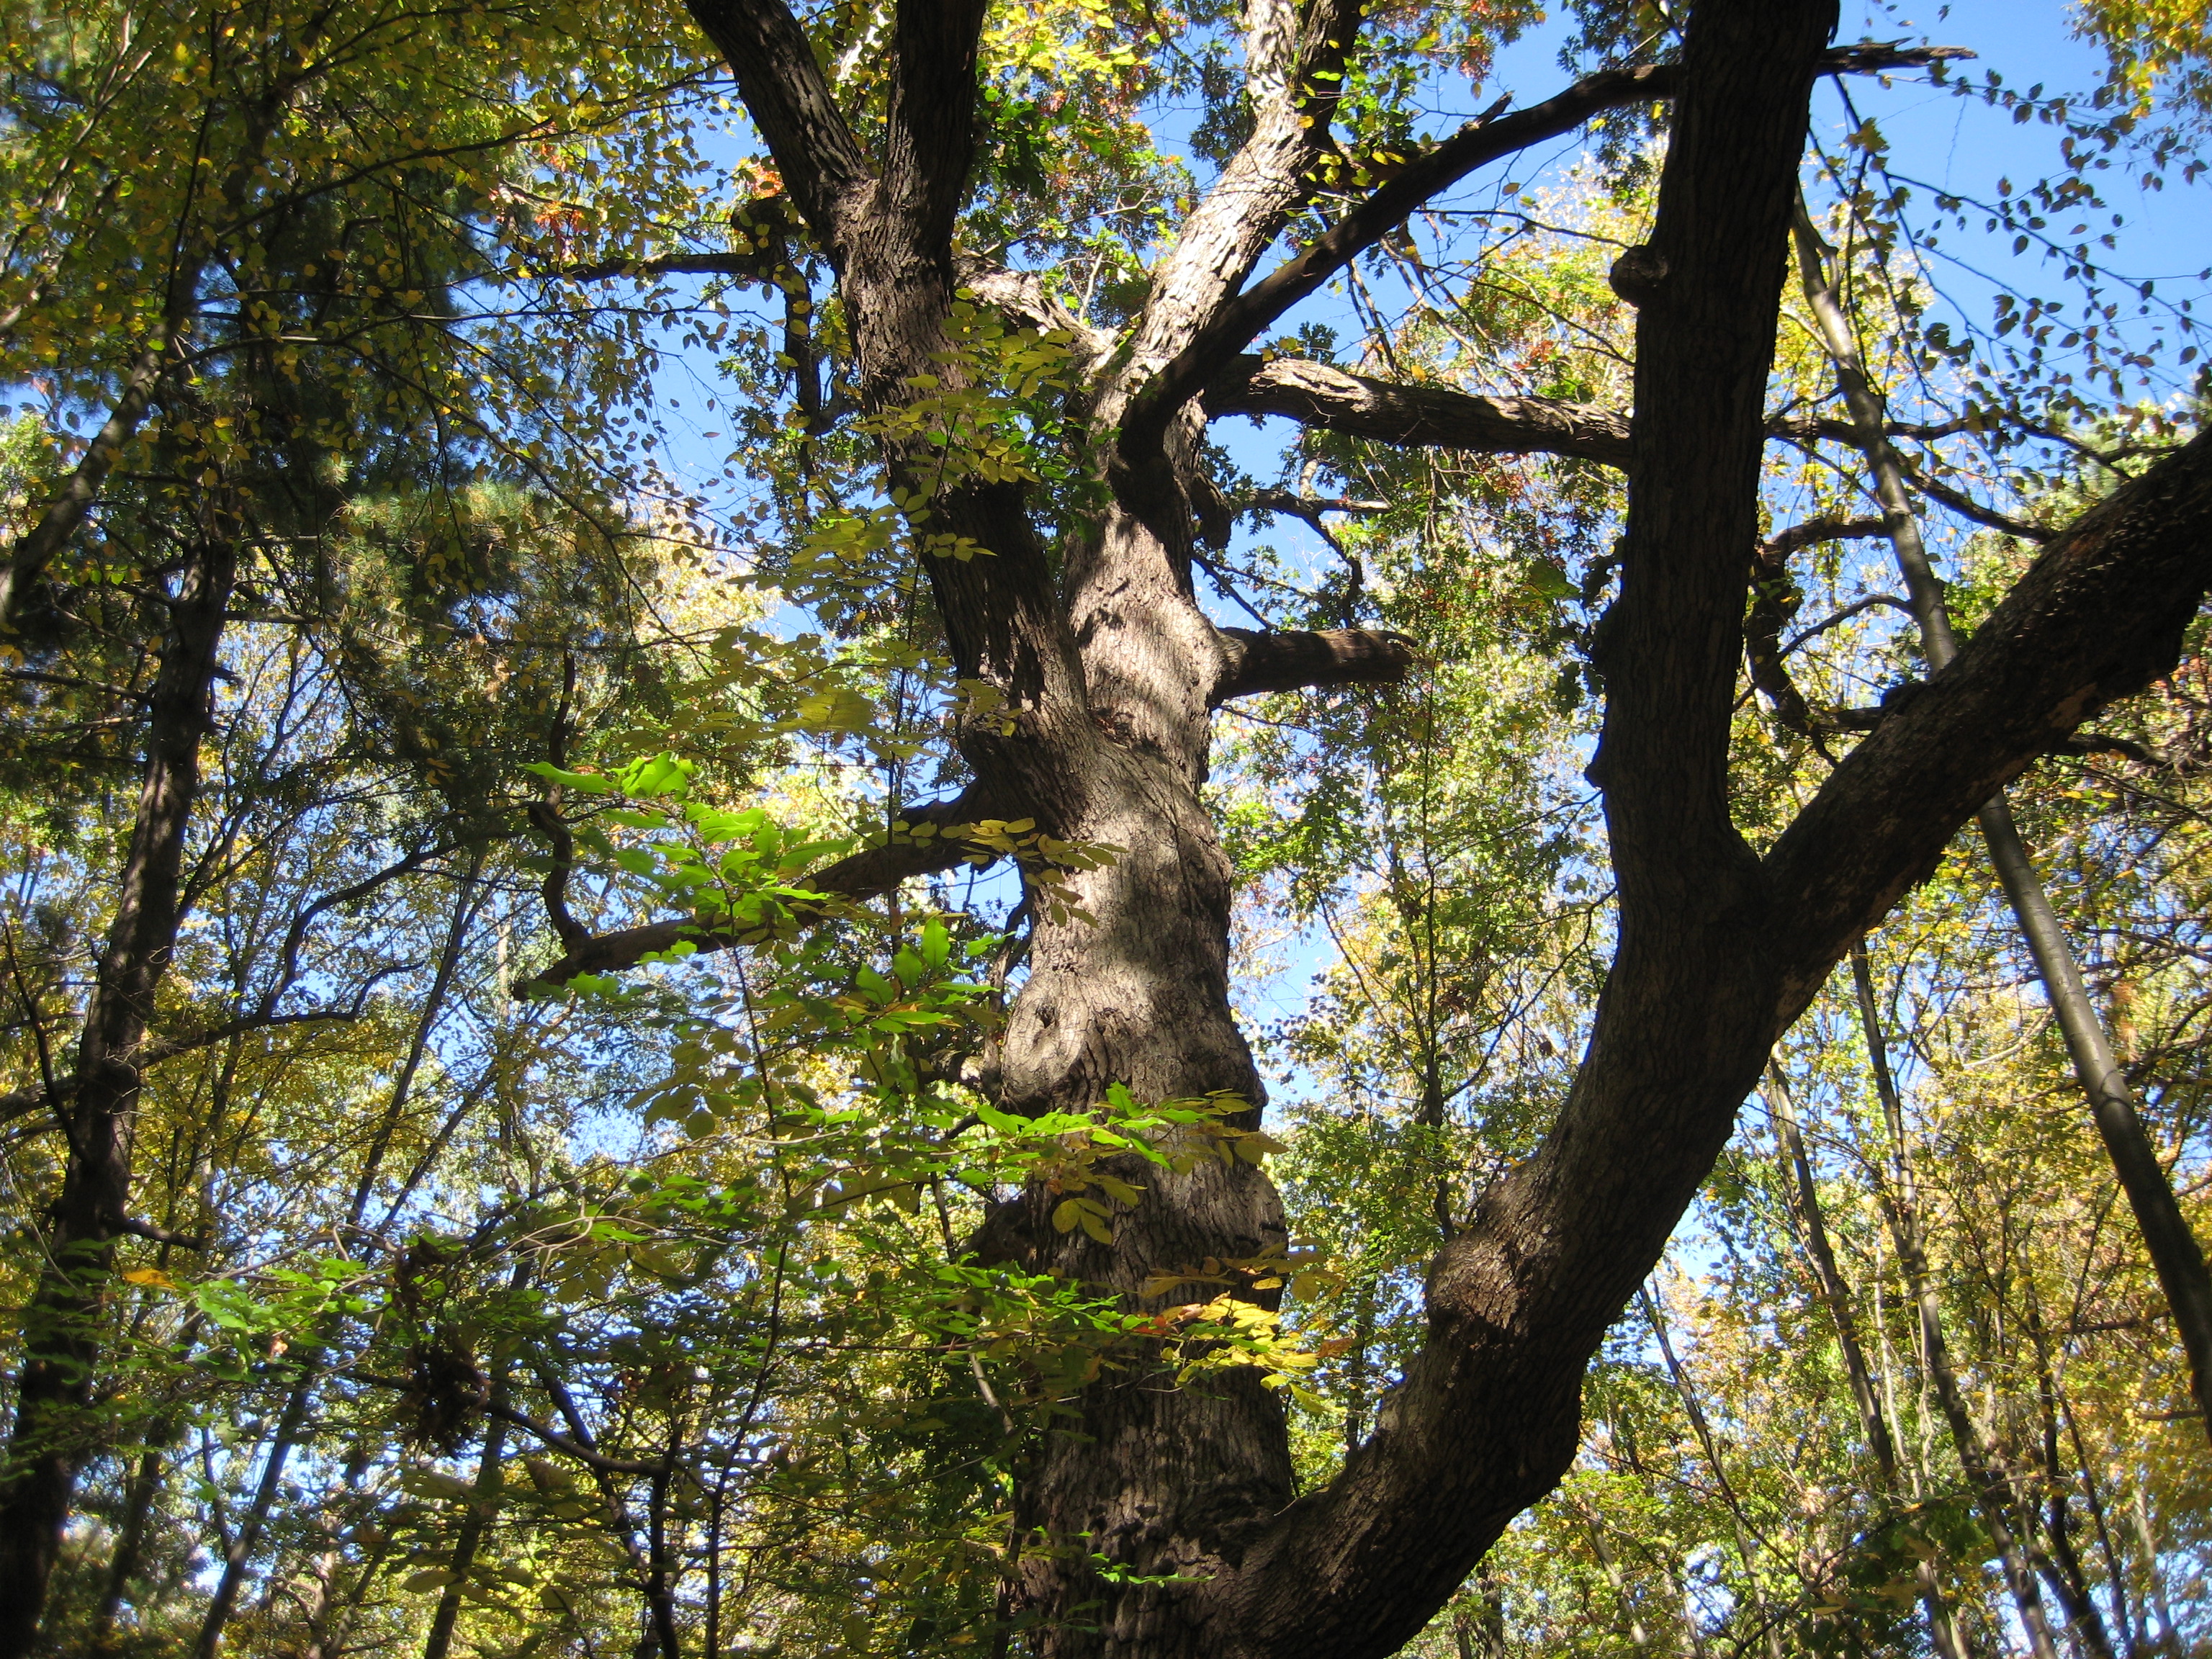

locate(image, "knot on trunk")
[[1608, 243, 1669, 307]]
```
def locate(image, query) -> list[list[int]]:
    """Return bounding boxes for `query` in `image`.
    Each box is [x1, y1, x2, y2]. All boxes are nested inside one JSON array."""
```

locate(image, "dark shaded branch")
[[483, 1402, 668, 1478], [2054, 732, 2172, 768], [346, 1375, 668, 1478], [529, 655, 588, 955], [1782, 593, 1912, 655], [1764, 514, 1888, 559], [117, 1218, 206, 1250], [256, 842, 457, 1025], [883, 0, 992, 266], [1745, 517, 1889, 732], [1130, 42, 1968, 455], [0, 338, 176, 626], [1200, 11, 1855, 1652], [1909, 467, 2055, 541], [1768, 412, 1977, 445], [1211, 627, 1417, 703], [531, 251, 765, 284], [1768, 426, 2212, 1003], [679, 0, 873, 239]]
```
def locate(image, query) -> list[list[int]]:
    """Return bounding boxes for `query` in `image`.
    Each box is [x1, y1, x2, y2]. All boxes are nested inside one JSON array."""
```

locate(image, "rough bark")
[[1206, 356, 1634, 464], [0, 524, 238, 1658]]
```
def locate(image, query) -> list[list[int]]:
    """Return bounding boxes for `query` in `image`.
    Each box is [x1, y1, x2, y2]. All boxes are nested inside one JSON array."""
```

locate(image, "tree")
[[511, 1, 2212, 1655], [7, 1, 2211, 1655]]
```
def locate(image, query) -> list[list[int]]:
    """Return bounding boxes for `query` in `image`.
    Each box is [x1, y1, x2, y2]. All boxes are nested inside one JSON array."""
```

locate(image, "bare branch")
[[117, 1217, 206, 1250], [1769, 426, 2212, 994], [1909, 467, 2055, 541], [1208, 356, 1633, 464], [1245, 491, 1390, 518], [1212, 627, 1416, 703], [1763, 514, 1889, 558], [956, 261, 1115, 373], [524, 790, 1003, 988], [483, 1402, 670, 1478], [528, 251, 766, 284], [1745, 517, 1891, 734]]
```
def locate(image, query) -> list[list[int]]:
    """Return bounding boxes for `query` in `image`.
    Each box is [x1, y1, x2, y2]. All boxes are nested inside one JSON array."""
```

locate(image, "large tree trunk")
[[984, 494, 1298, 1653], [0, 523, 238, 1658]]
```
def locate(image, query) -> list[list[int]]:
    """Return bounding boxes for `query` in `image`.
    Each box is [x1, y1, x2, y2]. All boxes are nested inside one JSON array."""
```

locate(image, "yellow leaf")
[[122, 1268, 174, 1288]]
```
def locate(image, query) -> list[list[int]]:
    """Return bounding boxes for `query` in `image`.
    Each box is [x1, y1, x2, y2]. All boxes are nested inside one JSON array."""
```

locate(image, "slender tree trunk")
[[2064, 1436, 2132, 1657], [1583, 1512, 1655, 1655], [1851, 948, 2066, 1659], [1766, 1069, 1966, 1659], [302, 1483, 398, 1659], [90, 1444, 166, 1655], [1342, 1278, 1378, 1455], [536, 1363, 683, 1659], [2023, 1294, 2119, 1659], [0, 521, 239, 1658], [1452, 1570, 1506, 1659], [2127, 1484, 2177, 1657], [1793, 208, 2212, 1442], [423, 1382, 511, 1659], [192, 1370, 318, 1659]]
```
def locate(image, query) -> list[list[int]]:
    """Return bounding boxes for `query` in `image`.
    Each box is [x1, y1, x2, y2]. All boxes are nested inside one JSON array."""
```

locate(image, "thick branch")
[[1104, 0, 1367, 418], [1209, 359, 1999, 473], [1208, 356, 1632, 464], [1767, 427, 2212, 1002], [1204, 9, 1845, 1653], [881, 0, 989, 261], [1211, 627, 1416, 703], [955, 262, 1115, 373], [0, 338, 176, 626]]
